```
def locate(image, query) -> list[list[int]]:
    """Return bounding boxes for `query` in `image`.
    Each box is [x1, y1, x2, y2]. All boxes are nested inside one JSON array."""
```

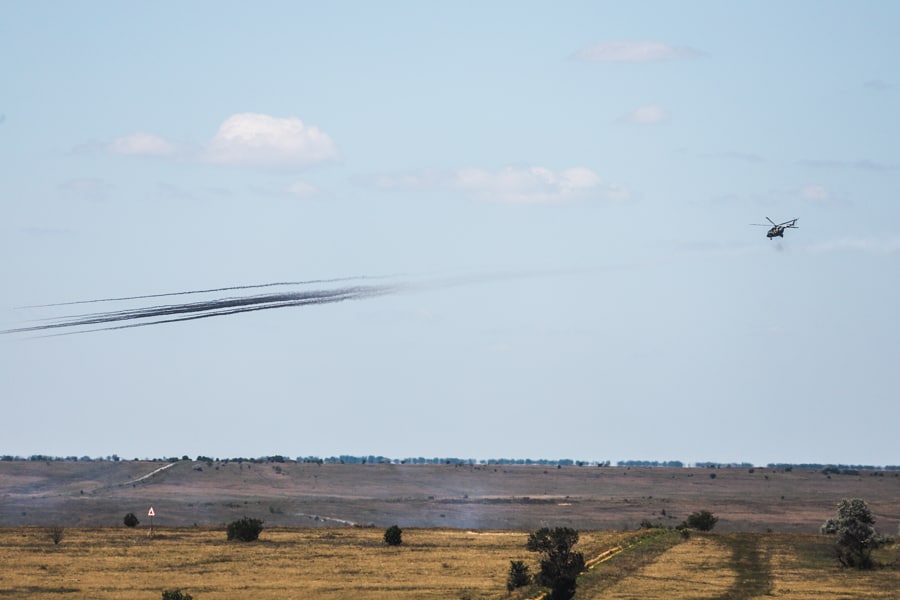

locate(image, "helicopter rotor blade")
[[766, 217, 777, 226]]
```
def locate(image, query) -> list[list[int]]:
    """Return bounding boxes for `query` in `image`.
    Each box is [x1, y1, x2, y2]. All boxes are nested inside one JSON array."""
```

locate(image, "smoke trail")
[[2, 284, 400, 337], [2, 268, 572, 338], [16, 274, 401, 308]]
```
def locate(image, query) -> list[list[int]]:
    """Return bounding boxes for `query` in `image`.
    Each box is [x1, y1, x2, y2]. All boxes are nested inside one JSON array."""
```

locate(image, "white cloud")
[[453, 166, 626, 204], [287, 180, 319, 199], [107, 133, 177, 156], [204, 113, 338, 169], [105, 113, 339, 170], [620, 105, 669, 125], [576, 41, 702, 62]]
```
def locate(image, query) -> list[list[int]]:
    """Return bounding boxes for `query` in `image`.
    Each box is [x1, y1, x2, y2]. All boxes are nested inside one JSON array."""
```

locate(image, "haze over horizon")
[[2, 2, 898, 467]]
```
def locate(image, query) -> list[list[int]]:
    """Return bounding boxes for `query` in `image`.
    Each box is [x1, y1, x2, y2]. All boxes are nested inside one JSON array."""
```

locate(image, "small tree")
[[383, 524, 402, 546], [506, 559, 532, 591], [684, 510, 718, 531], [49, 526, 64, 545], [226, 516, 263, 542], [161, 590, 193, 600], [124, 512, 140, 528], [526, 527, 585, 600], [821, 498, 890, 569]]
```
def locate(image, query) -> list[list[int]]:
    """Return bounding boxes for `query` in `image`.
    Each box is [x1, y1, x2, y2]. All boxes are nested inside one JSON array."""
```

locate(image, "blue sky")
[[2, 1, 899, 465]]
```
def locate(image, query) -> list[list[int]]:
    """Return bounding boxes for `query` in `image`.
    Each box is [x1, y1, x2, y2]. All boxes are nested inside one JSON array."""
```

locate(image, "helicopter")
[[751, 217, 798, 239]]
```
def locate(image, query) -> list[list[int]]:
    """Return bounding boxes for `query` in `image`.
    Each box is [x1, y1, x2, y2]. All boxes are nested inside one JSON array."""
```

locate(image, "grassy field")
[[1, 526, 896, 599], [579, 530, 899, 599], [0, 526, 628, 599]]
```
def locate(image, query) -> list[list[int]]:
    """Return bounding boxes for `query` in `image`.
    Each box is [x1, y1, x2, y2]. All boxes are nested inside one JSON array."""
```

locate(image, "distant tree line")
[[2, 455, 122, 462], [4, 454, 898, 471], [768, 462, 900, 472], [618, 460, 685, 468]]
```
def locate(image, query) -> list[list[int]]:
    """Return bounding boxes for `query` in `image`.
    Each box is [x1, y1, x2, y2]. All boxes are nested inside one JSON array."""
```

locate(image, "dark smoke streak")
[[3, 268, 564, 338], [16, 275, 400, 309], [2, 284, 399, 337]]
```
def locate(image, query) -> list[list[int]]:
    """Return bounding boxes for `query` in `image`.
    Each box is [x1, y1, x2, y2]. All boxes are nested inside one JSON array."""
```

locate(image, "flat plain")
[[1, 527, 897, 599], [2, 460, 899, 532], [1, 460, 898, 598]]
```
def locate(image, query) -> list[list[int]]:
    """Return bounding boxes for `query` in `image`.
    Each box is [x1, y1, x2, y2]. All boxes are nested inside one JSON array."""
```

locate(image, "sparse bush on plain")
[[49, 526, 64, 545], [821, 498, 892, 569], [124, 512, 140, 528], [161, 590, 193, 600], [226, 516, 263, 542], [683, 510, 718, 531], [383, 524, 402, 546], [639, 519, 664, 529], [506, 559, 531, 591]]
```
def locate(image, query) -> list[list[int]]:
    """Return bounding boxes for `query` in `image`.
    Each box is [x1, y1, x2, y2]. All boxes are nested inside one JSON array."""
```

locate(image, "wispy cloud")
[[104, 113, 339, 170], [59, 178, 115, 202], [799, 158, 900, 172], [372, 166, 630, 204], [287, 180, 319, 199], [575, 40, 703, 62], [798, 184, 832, 203], [700, 151, 765, 164], [809, 236, 900, 255], [619, 105, 669, 125], [863, 79, 893, 92], [107, 133, 177, 157]]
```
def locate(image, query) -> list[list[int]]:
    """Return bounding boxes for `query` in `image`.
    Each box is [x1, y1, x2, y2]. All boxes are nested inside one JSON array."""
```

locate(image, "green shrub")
[[383, 524, 402, 546], [161, 590, 193, 600], [506, 559, 531, 591], [526, 527, 584, 600], [822, 498, 890, 569], [123, 513, 140, 528], [226, 516, 263, 542]]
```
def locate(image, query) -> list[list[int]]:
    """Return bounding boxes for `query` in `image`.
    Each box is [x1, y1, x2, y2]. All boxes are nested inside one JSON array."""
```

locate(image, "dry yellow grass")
[[598, 535, 736, 599], [579, 531, 899, 599], [766, 533, 900, 599], [0, 527, 627, 600], [3, 527, 897, 599]]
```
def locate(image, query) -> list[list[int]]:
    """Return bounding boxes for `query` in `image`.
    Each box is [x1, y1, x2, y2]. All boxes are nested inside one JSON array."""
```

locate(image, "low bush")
[[683, 510, 718, 531], [506, 559, 531, 591], [49, 527, 64, 545], [226, 517, 263, 542], [384, 524, 402, 546]]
